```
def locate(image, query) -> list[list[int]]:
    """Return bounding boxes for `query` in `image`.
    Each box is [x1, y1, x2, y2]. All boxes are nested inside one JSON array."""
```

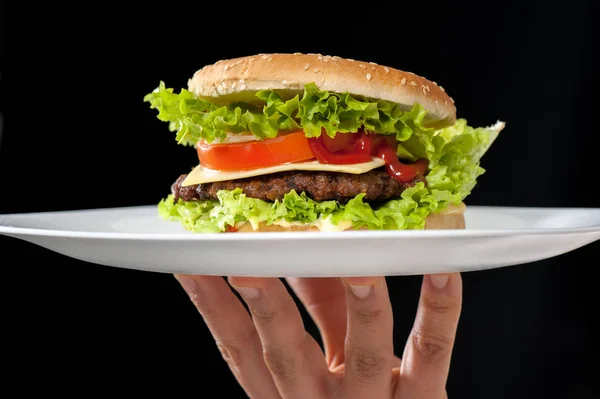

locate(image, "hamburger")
[[144, 53, 504, 233]]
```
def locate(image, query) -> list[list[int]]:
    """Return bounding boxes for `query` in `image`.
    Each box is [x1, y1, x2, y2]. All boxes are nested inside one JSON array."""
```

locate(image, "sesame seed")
[[384, 67, 390, 73], [304, 63, 311, 70], [221, 81, 226, 88], [282, 80, 288, 85], [224, 64, 230, 71], [346, 58, 355, 61], [444, 100, 448, 105], [239, 78, 245, 84], [294, 52, 302, 55], [318, 55, 323, 60], [432, 81, 438, 86], [314, 67, 321, 73], [439, 86, 445, 92], [401, 78, 407, 85], [369, 62, 377, 65], [323, 57, 330, 63], [371, 65, 376, 71], [261, 55, 270, 60], [240, 84, 247, 90], [422, 84, 430, 92], [267, 57, 273, 61], [366, 73, 372, 81], [332, 56, 341, 60], [422, 87, 428, 95], [248, 58, 255, 62], [450, 97, 455, 103], [410, 81, 418, 86], [231, 82, 237, 89], [359, 64, 366, 69]]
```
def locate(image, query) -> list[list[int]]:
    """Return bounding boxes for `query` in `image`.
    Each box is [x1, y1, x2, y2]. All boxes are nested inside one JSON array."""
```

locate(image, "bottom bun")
[[424, 202, 466, 230], [234, 203, 466, 232]]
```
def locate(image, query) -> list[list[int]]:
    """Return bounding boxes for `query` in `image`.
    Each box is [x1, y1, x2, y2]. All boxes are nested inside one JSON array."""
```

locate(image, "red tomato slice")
[[197, 131, 315, 171], [308, 132, 374, 164], [321, 132, 357, 152]]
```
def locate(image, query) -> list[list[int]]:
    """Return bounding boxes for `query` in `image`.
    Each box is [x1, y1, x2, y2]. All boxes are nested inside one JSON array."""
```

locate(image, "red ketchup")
[[308, 130, 428, 183]]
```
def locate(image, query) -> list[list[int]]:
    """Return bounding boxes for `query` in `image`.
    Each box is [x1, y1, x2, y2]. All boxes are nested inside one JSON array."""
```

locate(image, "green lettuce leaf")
[[158, 185, 429, 233], [145, 82, 437, 145]]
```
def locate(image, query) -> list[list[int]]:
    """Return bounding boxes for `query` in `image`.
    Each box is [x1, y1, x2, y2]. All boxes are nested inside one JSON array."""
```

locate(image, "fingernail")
[[232, 286, 260, 300], [349, 284, 372, 299], [175, 275, 197, 293], [429, 274, 450, 289]]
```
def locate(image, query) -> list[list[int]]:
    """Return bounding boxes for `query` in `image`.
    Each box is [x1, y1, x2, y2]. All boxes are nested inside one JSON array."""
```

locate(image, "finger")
[[174, 274, 281, 399], [396, 273, 462, 398], [228, 277, 331, 399], [342, 277, 394, 398], [285, 278, 347, 370], [288, 278, 404, 373]]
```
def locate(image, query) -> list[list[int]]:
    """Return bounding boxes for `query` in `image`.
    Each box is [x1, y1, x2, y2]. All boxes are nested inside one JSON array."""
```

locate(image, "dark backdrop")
[[2, 1, 599, 397]]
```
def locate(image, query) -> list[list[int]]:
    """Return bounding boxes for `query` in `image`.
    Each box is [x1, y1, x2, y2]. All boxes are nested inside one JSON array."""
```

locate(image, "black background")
[[2, 1, 599, 397]]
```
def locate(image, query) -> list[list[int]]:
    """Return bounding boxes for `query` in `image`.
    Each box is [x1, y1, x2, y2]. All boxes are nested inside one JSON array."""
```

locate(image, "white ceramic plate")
[[1, 205, 599, 277]]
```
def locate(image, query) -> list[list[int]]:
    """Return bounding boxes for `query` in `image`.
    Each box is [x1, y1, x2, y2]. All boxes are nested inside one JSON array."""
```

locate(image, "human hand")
[[174, 273, 462, 399]]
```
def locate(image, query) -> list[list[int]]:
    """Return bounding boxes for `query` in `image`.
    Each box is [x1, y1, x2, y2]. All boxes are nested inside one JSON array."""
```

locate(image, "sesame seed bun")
[[188, 53, 457, 129], [234, 203, 466, 232]]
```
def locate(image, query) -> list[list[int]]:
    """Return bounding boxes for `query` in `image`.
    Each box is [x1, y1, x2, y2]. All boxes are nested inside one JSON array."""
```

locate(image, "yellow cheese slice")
[[182, 158, 386, 186]]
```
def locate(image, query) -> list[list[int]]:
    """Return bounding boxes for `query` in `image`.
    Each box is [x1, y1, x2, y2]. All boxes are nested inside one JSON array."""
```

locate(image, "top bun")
[[188, 53, 457, 128]]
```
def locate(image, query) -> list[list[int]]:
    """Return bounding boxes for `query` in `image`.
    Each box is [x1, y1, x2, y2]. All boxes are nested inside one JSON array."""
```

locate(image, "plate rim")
[[1, 205, 600, 241]]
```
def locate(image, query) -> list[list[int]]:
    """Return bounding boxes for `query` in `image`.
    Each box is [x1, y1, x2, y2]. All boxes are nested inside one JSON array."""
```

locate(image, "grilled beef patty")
[[171, 168, 424, 204]]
